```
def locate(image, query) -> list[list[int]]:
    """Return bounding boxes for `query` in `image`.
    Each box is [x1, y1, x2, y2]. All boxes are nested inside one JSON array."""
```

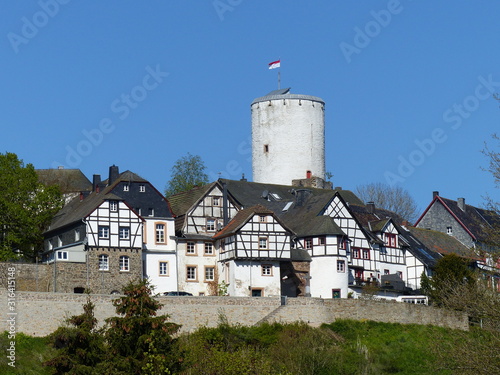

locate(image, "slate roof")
[[440, 197, 500, 243], [406, 227, 477, 260], [213, 205, 279, 239], [36, 169, 92, 193], [45, 170, 148, 234], [168, 183, 216, 217]]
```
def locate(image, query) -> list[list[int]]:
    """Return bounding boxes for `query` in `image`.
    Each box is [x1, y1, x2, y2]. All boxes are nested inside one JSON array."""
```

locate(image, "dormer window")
[[123, 185, 129, 192], [139, 185, 145, 192], [447, 226, 453, 235]]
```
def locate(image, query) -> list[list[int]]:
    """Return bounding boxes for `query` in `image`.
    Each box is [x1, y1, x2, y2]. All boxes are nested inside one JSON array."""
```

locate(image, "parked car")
[[163, 291, 193, 296]]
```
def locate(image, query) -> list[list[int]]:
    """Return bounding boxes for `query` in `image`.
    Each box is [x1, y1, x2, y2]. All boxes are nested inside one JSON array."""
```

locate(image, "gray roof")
[[251, 87, 325, 106], [36, 169, 92, 193]]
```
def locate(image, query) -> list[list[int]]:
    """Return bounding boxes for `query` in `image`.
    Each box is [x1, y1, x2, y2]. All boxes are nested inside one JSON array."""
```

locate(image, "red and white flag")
[[268, 59, 281, 69]]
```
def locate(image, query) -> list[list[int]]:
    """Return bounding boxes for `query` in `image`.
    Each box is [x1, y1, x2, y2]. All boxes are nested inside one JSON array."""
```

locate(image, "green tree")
[[421, 253, 475, 306], [104, 279, 182, 374], [0, 152, 63, 261], [355, 182, 419, 223], [164, 153, 209, 197], [44, 297, 106, 374]]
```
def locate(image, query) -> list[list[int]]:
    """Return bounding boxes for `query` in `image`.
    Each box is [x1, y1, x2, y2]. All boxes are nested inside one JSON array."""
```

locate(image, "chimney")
[[457, 198, 466, 212], [92, 174, 101, 192], [335, 186, 342, 191], [109, 165, 119, 186], [433, 191, 439, 198], [79, 191, 84, 201], [240, 173, 247, 182], [367, 201, 375, 214]]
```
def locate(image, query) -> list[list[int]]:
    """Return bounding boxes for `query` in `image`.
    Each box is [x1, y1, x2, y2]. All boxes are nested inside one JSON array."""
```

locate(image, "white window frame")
[[212, 197, 220, 206], [261, 264, 272, 276], [204, 266, 215, 281], [337, 260, 345, 273], [110, 200, 118, 212], [259, 237, 268, 249], [206, 218, 216, 232], [139, 184, 146, 192], [204, 242, 214, 255], [119, 255, 129, 272], [57, 251, 68, 260], [99, 254, 109, 271], [156, 223, 166, 243], [186, 266, 197, 281], [186, 242, 196, 255], [98, 226, 109, 239], [159, 261, 169, 276], [119, 226, 130, 240]]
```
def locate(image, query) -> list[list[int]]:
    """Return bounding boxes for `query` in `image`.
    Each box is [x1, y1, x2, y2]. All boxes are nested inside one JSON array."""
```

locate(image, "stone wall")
[[0, 289, 468, 337]]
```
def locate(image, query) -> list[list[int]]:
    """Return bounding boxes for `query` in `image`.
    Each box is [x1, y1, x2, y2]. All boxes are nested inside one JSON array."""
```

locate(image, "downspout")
[[222, 182, 229, 226]]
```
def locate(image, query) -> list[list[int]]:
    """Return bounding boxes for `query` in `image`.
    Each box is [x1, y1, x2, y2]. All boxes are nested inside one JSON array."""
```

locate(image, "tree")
[[420, 253, 476, 306], [164, 153, 209, 197], [0, 152, 63, 261], [104, 279, 182, 374], [44, 296, 106, 374], [356, 182, 419, 223]]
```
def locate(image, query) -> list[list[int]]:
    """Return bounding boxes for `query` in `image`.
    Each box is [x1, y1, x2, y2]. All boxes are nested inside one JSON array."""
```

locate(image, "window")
[[338, 237, 347, 250], [98, 226, 109, 239], [384, 269, 390, 275], [204, 242, 214, 255], [139, 184, 145, 192], [206, 219, 215, 231], [75, 228, 80, 241], [362, 249, 370, 260], [262, 264, 272, 276], [205, 266, 215, 281], [159, 261, 169, 276], [259, 215, 267, 222], [259, 237, 268, 249], [263, 144, 269, 153], [332, 289, 341, 299], [148, 208, 154, 217], [123, 185, 129, 192], [99, 254, 109, 271], [385, 233, 397, 247], [318, 236, 326, 245], [156, 223, 165, 243], [352, 248, 361, 259], [304, 238, 312, 249], [212, 197, 220, 206], [187, 242, 196, 254], [187, 266, 197, 281], [135, 207, 142, 216], [252, 289, 263, 297], [119, 256, 129, 271], [337, 260, 345, 272], [355, 269, 363, 280], [57, 251, 68, 260], [110, 200, 118, 212], [397, 271, 403, 279], [447, 226, 453, 235], [119, 227, 130, 239]]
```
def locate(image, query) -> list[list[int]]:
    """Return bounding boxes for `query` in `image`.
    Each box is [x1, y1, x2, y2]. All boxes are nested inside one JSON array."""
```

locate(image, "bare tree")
[[356, 182, 419, 223]]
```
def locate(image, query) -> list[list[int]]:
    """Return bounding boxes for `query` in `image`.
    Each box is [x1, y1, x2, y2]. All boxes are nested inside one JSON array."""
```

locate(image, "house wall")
[[143, 252, 178, 294], [0, 289, 469, 337], [309, 256, 349, 298], [229, 260, 281, 297], [177, 240, 218, 296], [417, 201, 474, 247]]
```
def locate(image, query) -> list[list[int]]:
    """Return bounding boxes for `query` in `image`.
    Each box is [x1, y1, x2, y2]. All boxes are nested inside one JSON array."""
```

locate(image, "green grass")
[[0, 332, 55, 375], [3, 320, 498, 374]]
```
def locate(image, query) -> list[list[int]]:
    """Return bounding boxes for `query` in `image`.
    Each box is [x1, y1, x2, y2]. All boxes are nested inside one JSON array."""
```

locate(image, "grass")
[[2, 319, 498, 374]]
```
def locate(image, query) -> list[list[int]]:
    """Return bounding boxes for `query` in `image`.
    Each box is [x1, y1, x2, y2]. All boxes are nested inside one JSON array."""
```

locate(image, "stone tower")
[[251, 88, 326, 186]]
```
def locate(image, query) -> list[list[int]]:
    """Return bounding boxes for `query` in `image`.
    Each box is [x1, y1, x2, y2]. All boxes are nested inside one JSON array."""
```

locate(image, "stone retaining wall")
[[0, 289, 468, 337]]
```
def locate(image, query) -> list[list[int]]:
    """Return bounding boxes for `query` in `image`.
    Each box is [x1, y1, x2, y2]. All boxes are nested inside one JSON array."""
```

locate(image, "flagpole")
[[278, 70, 280, 89]]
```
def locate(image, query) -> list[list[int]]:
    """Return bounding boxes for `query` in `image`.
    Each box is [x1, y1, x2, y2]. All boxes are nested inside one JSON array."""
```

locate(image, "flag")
[[268, 59, 280, 69]]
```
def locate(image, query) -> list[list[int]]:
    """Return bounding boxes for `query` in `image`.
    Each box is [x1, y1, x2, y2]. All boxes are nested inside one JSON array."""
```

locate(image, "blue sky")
[[1, 1, 499, 213]]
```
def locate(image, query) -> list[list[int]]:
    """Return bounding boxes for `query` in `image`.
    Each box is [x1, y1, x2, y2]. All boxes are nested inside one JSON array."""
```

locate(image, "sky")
[[1, 1, 499, 214]]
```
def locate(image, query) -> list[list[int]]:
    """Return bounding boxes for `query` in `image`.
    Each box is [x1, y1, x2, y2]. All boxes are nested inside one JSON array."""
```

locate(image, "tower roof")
[[251, 87, 325, 106]]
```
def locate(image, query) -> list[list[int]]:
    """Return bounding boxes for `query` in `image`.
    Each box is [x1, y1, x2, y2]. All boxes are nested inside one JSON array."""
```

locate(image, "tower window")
[[264, 144, 269, 153]]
